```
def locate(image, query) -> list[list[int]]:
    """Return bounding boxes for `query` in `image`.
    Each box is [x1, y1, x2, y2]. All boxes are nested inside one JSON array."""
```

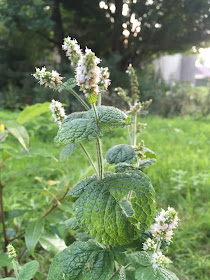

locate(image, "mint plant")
[[32, 37, 180, 280]]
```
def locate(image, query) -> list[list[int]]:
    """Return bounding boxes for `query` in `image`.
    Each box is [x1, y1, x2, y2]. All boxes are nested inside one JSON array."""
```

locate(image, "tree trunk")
[[51, 0, 66, 63]]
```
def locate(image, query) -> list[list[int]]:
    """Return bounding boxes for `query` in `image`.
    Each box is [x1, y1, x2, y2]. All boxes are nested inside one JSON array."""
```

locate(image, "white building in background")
[[153, 54, 197, 84]]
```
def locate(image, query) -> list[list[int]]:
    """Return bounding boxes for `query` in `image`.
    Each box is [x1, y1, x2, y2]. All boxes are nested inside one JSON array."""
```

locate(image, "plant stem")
[[80, 143, 98, 177], [0, 131, 10, 143], [126, 125, 132, 146], [92, 104, 104, 180], [133, 110, 137, 146], [69, 88, 90, 110], [12, 260, 19, 279], [155, 240, 161, 253], [97, 92, 101, 106]]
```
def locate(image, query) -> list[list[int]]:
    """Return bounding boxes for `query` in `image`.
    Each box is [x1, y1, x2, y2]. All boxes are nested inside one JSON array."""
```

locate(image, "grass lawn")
[[1, 112, 209, 279]]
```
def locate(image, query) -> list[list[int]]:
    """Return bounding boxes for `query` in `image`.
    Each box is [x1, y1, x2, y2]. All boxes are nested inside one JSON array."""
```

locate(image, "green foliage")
[[105, 144, 136, 164], [135, 266, 179, 280], [4, 120, 29, 152], [58, 78, 77, 93], [88, 106, 130, 129], [60, 143, 78, 161], [17, 103, 51, 124], [127, 251, 151, 267], [18, 260, 39, 280], [0, 253, 12, 268], [39, 233, 67, 254], [47, 240, 114, 280], [25, 219, 45, 256], [73, 171, 155, 246], [55, 119, 101, 145]]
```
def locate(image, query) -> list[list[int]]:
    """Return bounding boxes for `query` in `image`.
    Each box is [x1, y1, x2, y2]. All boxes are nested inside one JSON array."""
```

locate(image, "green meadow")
[[1, 111, 209, 279]]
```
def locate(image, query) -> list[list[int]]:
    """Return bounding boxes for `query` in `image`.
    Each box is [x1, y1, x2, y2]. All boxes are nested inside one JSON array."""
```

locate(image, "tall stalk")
[[80, 143, 98, 177], [92, 104, 104, 180], [69, 88, 90, 110]]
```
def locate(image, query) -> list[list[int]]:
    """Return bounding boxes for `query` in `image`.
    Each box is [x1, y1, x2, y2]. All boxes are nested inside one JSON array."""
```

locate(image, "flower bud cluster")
[[134, 140, 146, 160], [143, 238, 156, 251], [99, 67, 111, 91], [115, 87, 132, 103], [76, 48, 101, 99], [127, 102, 142, 114], [7, 244, 17, 259], [126, 64, 140, 100], [150, 207, 179, 243], [62, 37, 82, 68], [151, 252, 171, 269], [32, 67, 63, 90], [49, 100, 66, 127]]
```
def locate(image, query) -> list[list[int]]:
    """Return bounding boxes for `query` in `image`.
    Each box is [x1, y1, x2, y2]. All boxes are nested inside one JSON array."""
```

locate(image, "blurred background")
[[0, 0, 209, 116], [0, 1, 210, 280]]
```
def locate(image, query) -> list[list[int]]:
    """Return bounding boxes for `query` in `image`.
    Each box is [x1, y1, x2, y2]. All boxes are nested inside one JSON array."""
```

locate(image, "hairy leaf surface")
[[74, 171, 156, 246], [127, 251, 151, 267], [47, 240, 114, 280], [55, 119, 101, 145], [63, 111, 88, 124], [105, 144, 136, 164], [58, 78, 77, 92], [88, 106, 130, 129], [135, 266, 179, 280]]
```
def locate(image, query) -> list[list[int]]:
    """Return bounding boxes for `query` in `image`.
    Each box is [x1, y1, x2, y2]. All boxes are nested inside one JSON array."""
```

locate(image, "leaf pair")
[[68, 170, 156, 246], [55, 106, 130, 146]]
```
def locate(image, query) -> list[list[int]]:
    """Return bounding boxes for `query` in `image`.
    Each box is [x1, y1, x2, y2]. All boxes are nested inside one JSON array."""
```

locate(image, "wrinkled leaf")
[[135, 266, 179, 280], [47, 240, 114, 280], [105, 144, 136, 164], [55, 119, 101, 146], [19, 260, 39, 280], [25, 219, 45, 256], [39, 233, 67, 254], [127, 251, 151, 267], [4, 120, 29, 152], [63, 112, 88, 124], [65, 217, 78, 230], [0, 252, 13, 268], [74, 171, 156, 246], [88, 106, 130, 129], [17, 102, 51, 124], [60, 143, 78, 161], [58, 78, 77, 92]]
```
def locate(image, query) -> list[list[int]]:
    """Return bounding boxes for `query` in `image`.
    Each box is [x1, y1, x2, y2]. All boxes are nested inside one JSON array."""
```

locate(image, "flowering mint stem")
[[69, 88, 90, 110], [92, 104, 104, 180], [155, 240, 161, 253], [126, 125, 132, 146], [97, 92, 101, 106], [80, 143, 99, 177], [12, 260, 19, 279], [133, 102, 137, 146]]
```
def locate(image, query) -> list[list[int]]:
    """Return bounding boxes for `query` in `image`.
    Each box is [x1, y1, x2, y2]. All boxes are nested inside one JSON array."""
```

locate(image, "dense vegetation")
[[0, 110, 209, 279]]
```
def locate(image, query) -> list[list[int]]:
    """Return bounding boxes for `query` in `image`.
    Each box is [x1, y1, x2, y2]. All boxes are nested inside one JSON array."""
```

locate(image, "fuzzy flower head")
[[98, 67, 111, 91], [126, 64, 140, 101], [62, 37, 82, 68], [150, 207, 179, 243], [7, 244, 17, 259], [76, 48, 101, 103], [32, 67, 63, 90], [151, 252, 172, 269], [49, 100, 66, 127], [115, 87, 132, 103], [143, 238, 157, 252]]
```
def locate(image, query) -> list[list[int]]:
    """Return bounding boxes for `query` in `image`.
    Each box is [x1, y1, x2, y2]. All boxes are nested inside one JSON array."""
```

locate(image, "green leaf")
[[74, 171, 156, 246], [63, 111, 88, 124], [67, 175, 97, 199], [60, 143, 78, 161], [139, 159, 156, 170], [5, 209, 28, 220], [25, 219, 45, 256], [105, 144, 136, 164], [39, 233, 67, 254], [58, 78, 77, 93], [0, 252, 13, 268], [127, 251, 151, 267], [47, 240, 114, 280], [142, 147, 156, 159], [4, 120, 29, 152], [19, 260, 39, 280], [55, 119, 101, 146], [86, 93, 98, 104], [2, 149, 13, 161], [0, 278, 16, 280], [135, 266, 179, 280], [88, 106, 129, 129], [17, 102, 51, 124], [65, 217, 78, 230]]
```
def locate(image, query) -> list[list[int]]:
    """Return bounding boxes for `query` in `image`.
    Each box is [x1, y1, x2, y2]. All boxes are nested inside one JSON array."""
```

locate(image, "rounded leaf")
[[105, 144, 136, 164]]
